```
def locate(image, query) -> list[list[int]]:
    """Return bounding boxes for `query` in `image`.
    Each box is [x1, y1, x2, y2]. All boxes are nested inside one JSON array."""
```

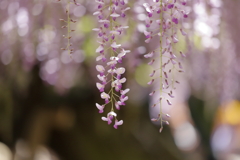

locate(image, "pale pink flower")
[[114, 120, 123, 129], [94, 0, 130, 129], [142, 0, 188, 132], [96, 103, 104, 113]]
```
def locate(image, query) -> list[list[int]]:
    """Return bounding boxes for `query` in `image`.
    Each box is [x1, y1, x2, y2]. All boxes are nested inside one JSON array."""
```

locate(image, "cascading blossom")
[[58, 0, 80, 55], [143, 0, 188, 132], [93, 0, 130, 129]]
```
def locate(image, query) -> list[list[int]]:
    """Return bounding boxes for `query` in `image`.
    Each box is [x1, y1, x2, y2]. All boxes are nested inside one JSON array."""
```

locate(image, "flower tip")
[[151, 118, 158, 122], [101, 117, 108, 121], [165, 121, 170, 125], [159, 127, 163, 133], [166, 114, 171, 118]]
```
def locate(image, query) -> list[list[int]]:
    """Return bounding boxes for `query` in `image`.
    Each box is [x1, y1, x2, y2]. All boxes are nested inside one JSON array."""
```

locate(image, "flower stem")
[[159, 0, 163, 129], [110, 0, 114, 111], [67, 0, 70, 55]]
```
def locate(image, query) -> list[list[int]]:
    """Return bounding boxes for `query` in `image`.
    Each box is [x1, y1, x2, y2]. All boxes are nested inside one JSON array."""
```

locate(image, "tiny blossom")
[[180, 29, 187, 36], [115, 102, 120, 110], [96, 82, 105, 92], [102, 111, 116, 125], [110, 13, 120, 17], [168, 93, 174, 98], [166, 114, 171, 118], [116, 67, 125, 75], [120, 88, 130, 95], [111, 42, 121, 49], [147, 79, 154, 85], [149, 90, 155, 96], [94, 0, 130, 129], [96, 45, 104, 53], [166, 99, 172, 105], [96, 65, 105, 75], [151, 118, 158, 122], [114, 119, 123, 129], [119, 77, 126, 83], [145, 38, 151, 43], [148, 59, 155, 65], [180, 51, 186, 58], [143, 0, 188, 132], [144, 30, 152, 38], [144, 51, 154, 58], [96, 103, 104, 113], [149, 70, 156, 77], [159, 127, 163, 133]]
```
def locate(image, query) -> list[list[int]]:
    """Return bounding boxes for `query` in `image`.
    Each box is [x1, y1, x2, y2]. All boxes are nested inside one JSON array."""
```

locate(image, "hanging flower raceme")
[[58, 0, 80, 55], [143, 0, 188, 132], [93, 0, 130, 129]]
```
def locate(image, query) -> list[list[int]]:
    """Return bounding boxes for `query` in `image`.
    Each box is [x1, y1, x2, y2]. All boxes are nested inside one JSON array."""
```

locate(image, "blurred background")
[[0, 0, 240, 160]]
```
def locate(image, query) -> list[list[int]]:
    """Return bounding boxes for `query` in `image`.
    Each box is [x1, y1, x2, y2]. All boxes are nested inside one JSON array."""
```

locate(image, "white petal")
[[96, 45, 104, 53], [111, 42, 121, 48], [95, 0, 104, 4], [96, 103, 104, 110], [96, 83, 103, 90], [116, 67, 125, 74], [144, 30, 150, 36], [101, 92, 110, 99], [92, 28, 100, 31], [121, 96, 128, 102], [119, 77, 126, 83], [118, 52, 126, 58], [99, 20, 110, 23], [96, 55, 103, 61], [101, 117, 108, 121], [115, 120, 123, 125], [110, 56, 115, 61], [144, 52, 153, 58], [93, 11, 100, 15], [107, 60, 117, 66], [108, 111, 117, 117], [173, 36, 179, 43], [107, 69, 115, 74], [97, 40, 104, 44], [145, 38, 151, 43], [125, 50, 130, 53], [121, 88, 130, 95], [96, 65, 105, 72], [111, 81, 117, 87], [97, 74, 105, 81], [110, 13, 120, 17], [110, 30, 120, 35], [143, 3, 152, 13], [119, 26, 129, 29], [122, 7, 130, 12]]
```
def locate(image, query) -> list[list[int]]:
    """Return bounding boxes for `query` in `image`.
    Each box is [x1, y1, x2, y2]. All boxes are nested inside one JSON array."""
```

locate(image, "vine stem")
[[159, 0, 163, 128], [110, 0, 114, 112], [67, 0, 70, 55], [171, 7, 175, 89]]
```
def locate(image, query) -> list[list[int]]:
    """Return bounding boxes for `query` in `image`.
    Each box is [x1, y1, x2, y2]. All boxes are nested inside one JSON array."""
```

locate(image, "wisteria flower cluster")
[[143, 0, 187, 132], [58, 0, 80, 55], [93, 0, 131, 129]]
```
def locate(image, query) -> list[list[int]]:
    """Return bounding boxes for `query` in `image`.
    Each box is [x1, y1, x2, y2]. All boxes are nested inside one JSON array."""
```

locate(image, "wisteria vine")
[[93, 0, 130, 129], [58, 0, 80, 55], [143, 0, 187, 132]]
